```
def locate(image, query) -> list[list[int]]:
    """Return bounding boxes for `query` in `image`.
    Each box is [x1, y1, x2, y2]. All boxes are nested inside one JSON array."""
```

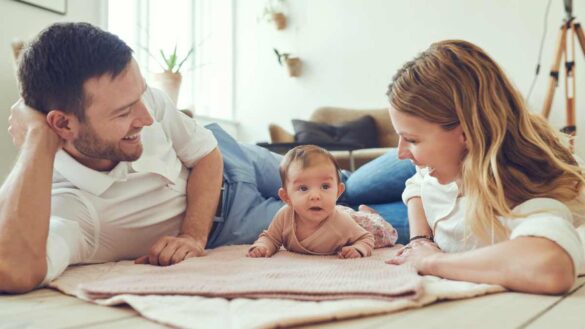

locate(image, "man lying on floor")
[[0, 22, 413, 293]]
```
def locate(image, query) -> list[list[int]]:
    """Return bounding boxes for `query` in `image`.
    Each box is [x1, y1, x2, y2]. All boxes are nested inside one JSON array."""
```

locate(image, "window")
[[107, 0, 233, 120]]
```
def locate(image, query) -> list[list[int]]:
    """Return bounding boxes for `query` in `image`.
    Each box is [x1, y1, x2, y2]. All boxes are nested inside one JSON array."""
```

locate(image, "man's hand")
[[385, 240, 442, 273], [135, 234, 206, 266], [8, 99, 55, 148], [338, 246, 361, 259], [247, 246, 272, 258]]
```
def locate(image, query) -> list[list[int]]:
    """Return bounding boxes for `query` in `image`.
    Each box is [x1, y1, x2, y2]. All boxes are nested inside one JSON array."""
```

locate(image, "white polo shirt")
[[402, 166, 585, 276], [42, 87, 217, 285]]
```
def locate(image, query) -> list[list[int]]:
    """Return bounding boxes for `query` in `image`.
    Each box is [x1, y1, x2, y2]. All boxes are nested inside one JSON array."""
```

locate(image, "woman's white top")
[[402, 167, 585, 275]]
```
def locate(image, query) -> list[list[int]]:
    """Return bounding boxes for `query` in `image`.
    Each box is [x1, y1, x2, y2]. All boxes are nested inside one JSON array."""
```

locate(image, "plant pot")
[[151, 72, 182, 105], [272, 12, 287, 30], [285, 57, 302, 77]]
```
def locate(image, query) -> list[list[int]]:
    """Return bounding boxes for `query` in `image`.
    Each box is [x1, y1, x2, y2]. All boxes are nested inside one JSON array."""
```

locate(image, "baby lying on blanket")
[[248, 145, 397, 259]]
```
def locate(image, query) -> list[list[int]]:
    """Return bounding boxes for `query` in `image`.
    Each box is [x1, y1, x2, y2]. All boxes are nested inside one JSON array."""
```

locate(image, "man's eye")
[[118, 106, 133, 118], [321, 184, 330, 190], [403, 137, 417, 144]]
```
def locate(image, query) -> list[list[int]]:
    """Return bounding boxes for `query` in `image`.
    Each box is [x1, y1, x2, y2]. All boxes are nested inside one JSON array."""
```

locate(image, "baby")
[[247, 145, 375, 258]]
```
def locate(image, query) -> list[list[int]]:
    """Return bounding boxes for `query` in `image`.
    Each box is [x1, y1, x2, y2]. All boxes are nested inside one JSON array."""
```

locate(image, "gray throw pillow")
[[292, 115, 379, 148]]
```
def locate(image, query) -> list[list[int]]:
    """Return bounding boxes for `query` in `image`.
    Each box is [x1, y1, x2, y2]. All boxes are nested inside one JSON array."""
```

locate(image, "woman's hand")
[[386, 239, 442, 274]]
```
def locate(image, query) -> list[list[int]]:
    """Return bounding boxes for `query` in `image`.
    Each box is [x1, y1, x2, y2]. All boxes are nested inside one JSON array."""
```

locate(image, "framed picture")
[[15, 0, 67, 15]]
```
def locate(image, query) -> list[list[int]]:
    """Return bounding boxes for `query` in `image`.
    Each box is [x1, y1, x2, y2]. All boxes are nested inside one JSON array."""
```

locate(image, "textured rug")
[[73, 246, 421, 301], [50, 245, 505, 329]]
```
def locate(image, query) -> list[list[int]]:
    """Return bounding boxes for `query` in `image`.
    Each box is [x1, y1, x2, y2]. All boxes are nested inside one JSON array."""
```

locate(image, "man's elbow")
[[0, 260, 46, 294]]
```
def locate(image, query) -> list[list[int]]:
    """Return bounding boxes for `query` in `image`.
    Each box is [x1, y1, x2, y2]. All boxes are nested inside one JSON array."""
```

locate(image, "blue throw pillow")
[[341, 148, 416, 204]]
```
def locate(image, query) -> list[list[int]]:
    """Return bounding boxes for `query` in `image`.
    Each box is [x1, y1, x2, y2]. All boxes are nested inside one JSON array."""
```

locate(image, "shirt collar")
[[54, 150, 129, 196]]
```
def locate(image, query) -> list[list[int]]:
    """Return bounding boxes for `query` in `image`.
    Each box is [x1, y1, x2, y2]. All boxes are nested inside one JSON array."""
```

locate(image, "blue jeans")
[[340, 148, 416, 205], [340, 149, 415, 244], [206, 124, 284, 248]]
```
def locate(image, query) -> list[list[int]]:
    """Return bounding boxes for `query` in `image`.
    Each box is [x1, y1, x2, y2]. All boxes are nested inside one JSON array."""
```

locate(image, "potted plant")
[[274, 48, 301, 77], [147, 45, 194, 105], [261, 0, 287, 30]]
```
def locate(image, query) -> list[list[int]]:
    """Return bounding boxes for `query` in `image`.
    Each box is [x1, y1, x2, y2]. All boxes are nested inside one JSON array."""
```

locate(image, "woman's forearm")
[[422, 236, 575, 294], [407, 197, 433, 238]]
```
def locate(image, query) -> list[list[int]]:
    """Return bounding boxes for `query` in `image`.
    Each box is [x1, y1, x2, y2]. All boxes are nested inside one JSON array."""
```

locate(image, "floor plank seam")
[[516, 282, 585, 329], [62, 314, 137, 329]]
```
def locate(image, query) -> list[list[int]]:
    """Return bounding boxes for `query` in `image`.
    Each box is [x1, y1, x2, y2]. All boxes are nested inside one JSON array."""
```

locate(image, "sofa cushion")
[[292, 116, 379, 148]]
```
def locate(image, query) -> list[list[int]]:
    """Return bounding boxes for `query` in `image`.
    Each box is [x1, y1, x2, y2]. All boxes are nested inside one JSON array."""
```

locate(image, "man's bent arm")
[[181, 147, 223, 248], [0, 126, 60, 293]]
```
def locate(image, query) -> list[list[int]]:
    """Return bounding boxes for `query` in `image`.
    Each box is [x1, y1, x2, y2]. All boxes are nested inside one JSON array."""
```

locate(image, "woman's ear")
[[337, 182, 346, 199], [454, 125, 467, 146], [278, 187, 291, 205], [46, 110, 78, 141]]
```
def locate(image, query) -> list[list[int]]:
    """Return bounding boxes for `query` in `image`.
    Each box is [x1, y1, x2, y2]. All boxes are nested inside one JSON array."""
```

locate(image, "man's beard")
[[74, 123, 142, 163]]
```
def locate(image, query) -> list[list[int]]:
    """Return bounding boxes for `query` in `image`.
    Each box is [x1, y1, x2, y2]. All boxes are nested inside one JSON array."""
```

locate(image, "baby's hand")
[[247, 246, 271, 258], [338, 246, 361, 259]]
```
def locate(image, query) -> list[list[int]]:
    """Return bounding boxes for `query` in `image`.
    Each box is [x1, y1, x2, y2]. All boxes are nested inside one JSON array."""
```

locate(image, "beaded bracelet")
[[409, 235, 434, 242]]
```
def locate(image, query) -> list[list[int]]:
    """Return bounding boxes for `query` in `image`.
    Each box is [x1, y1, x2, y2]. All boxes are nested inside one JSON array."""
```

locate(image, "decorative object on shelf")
[[11, 39, 25, 62], [14, 0, 67, 15], [146, 45, 194, 105], [261, 0, 287, 30], [274, 48, 302, 77]]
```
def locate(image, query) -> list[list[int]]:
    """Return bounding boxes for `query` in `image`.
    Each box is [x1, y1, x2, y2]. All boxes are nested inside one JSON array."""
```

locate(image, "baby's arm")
[[345, 231, 374, 258], [339, 215, 375, 258], [247, 245, 271, 257], [247, 209, 286, 258], [338, 246, 362, 259]]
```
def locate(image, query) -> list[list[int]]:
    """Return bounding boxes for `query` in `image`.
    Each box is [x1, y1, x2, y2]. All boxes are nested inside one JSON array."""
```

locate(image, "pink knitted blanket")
[[69, 245, 422, 301]]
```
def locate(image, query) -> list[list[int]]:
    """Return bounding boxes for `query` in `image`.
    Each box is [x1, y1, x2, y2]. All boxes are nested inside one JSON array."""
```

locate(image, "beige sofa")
[[268, 107, 398, 170]]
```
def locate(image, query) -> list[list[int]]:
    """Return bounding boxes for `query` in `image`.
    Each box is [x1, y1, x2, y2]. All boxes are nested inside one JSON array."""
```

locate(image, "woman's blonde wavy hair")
[[387, 40, 585, 243]]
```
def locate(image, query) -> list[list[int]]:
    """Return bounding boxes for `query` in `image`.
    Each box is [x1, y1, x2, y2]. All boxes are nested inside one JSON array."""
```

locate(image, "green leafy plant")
[[145, 45, 194, 74], [273, 48, 290, 66]]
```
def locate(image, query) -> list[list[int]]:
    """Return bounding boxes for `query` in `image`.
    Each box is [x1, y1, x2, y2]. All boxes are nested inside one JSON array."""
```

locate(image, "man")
[[0, 22, 284, 293]]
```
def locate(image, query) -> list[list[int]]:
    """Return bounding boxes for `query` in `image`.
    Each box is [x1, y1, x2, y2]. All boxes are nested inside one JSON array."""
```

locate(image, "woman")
[[385, 40, 585, 294]]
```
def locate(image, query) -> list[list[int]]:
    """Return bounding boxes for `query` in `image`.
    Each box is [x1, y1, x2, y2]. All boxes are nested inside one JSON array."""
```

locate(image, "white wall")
[[1, 0, 584, 181], [0, 0, 104, 180], [234, 0, 585, 158]]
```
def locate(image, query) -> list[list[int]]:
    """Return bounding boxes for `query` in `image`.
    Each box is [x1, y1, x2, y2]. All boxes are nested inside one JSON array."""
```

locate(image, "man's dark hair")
[[17, 22, 133, 121]]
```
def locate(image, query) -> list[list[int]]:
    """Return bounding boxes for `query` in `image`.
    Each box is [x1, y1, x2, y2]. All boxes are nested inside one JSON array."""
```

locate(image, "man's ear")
[[278, 187, 291, 205], [337, 182, 346, 199], [46, 110, 79, 141]]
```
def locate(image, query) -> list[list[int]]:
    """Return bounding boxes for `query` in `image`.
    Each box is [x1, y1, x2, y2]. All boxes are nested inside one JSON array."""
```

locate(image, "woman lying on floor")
[[384, 39, 585, 294]]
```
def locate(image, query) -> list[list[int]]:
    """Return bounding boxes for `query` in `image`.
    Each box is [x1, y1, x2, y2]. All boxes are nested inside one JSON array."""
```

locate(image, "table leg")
[[349, 150, 355, 171]]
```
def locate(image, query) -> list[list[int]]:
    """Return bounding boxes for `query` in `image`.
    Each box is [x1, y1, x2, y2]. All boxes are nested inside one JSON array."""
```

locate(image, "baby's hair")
[[279, 145, 341, 187]]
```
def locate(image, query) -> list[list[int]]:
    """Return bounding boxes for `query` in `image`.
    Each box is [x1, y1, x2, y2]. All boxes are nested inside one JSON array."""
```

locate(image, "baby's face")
[[283, 158, 343, 224]]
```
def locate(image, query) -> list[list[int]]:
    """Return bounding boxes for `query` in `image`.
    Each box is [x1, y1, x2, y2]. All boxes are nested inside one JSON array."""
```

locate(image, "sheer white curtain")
[[107, 0, 233, 120]]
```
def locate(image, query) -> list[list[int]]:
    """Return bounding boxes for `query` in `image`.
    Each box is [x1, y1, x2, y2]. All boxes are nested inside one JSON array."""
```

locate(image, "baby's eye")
[[321, 183, 330, 190], [298, 186, 308, 192]]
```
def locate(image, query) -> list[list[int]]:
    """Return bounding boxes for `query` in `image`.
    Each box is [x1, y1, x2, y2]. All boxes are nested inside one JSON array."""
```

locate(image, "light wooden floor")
[[1, 277, 584, 329]]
